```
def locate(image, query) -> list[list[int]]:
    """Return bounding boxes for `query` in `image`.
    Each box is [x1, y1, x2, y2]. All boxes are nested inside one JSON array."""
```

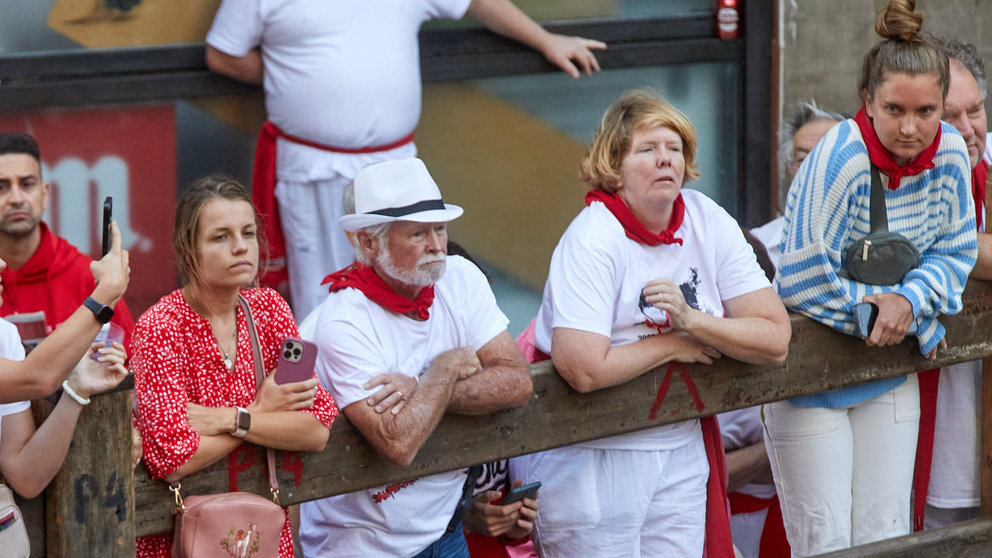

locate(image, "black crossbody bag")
[[844, 164, 921, 285]]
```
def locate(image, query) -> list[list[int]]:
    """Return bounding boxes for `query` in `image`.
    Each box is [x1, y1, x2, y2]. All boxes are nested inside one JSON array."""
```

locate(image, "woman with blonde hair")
[[768, 1, 976, 554], [132, 175, 338, 557], [511, 89, 791, 557]]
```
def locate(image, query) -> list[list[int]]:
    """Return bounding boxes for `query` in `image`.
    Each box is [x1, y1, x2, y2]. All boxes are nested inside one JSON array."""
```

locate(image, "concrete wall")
[[779, 0, 992, 132]]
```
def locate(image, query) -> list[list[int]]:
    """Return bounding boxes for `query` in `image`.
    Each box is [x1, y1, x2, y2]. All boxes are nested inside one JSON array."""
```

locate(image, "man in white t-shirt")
[[922, 37, 992, 529], [750, 101, 846, 270], [300, 158, 532, 558], [205, 0, 605, 320]]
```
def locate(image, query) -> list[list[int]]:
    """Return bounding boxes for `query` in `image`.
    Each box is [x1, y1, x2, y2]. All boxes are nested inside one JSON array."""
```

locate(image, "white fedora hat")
[[340, 158, 463, 232]]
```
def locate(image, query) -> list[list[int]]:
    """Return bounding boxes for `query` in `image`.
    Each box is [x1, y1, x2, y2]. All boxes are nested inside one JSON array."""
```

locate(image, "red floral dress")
[[132, 288, 338, 557]]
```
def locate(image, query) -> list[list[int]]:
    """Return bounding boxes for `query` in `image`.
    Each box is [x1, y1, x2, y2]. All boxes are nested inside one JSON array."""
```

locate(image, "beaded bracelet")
[[62, 381, 91, 406]]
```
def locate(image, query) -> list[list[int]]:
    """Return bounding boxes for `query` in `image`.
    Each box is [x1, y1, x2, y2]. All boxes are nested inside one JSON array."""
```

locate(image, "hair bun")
[[875, 0, 923, 43]]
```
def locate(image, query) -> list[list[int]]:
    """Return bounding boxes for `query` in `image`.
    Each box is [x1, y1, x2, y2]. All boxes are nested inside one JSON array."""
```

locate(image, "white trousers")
[[762, 375, 920, 557], [510, 432, 708, 558], [275, 176, 356, 319]]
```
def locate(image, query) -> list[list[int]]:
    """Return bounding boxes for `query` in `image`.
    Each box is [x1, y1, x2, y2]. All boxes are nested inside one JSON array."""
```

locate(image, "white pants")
[[275, 175, 356, 319], [510, 432, 708, 558], [762, 375, 920, 557]]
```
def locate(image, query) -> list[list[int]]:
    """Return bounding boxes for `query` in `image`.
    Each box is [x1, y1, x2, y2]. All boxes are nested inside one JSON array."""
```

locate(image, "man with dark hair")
[[0, 132, 134, 347], [917, 37, 992, 530]]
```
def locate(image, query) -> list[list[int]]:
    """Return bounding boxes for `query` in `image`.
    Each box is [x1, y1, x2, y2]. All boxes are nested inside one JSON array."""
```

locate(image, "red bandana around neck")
[[585, 190, 684, 246], [854, 106, 941, 190], [321, 263, 435, 320]]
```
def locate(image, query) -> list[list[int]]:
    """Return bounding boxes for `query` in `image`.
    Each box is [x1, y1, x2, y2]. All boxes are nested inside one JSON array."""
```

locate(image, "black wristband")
[[83, 296, 114, 324]]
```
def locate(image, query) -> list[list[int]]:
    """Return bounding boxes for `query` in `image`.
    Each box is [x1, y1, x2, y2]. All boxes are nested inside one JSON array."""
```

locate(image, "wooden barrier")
[[19, 280, 992, 556]]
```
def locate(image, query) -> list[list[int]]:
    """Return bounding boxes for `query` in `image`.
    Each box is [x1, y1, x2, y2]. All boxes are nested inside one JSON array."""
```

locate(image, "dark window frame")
[[0, 1, 773, 224]]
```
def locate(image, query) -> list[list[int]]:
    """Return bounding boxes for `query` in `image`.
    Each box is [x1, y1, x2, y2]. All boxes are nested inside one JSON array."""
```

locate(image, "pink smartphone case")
[[275, 337, 318, 384]]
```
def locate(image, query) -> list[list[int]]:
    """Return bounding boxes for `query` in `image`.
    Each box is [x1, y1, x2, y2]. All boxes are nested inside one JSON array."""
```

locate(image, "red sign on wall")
[[0, 105, 178, 316]]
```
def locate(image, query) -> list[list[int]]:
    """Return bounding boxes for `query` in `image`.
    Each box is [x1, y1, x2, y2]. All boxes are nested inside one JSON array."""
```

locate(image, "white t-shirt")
[[206, 0, 470, 183], [301, 256, 509, 558], [535, 189, 771, 451], [750, 215, 784, 271], [0, 319, 31, 447], [928, 150, 991, 509]]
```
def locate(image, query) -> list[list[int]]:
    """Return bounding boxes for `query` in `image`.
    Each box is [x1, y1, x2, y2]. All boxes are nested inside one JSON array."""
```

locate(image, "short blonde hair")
[[580, 89, 700, 193]]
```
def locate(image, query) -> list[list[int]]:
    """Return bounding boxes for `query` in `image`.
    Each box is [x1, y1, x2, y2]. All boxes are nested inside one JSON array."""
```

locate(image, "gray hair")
[[933, 36, 987, 100], [353, 222, 391, 265], [778, 100, 848, 179]]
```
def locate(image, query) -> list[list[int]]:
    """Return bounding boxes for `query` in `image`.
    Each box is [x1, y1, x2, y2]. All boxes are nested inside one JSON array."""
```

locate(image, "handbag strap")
[[237, 294, 281, 505], [869, 164, 890, 234]]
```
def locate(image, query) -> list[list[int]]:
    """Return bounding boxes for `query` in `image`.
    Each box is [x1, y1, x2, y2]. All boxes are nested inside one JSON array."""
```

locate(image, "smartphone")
[[854, 302, 917, 338], [275, 337, 318, 384], [499, 481, 541, 506], [101, 196, 113, 257]]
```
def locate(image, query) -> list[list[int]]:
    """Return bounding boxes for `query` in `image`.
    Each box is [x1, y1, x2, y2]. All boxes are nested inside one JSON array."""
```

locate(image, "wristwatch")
[[233, 406, 251, 438], [83, 296, 114, 324]]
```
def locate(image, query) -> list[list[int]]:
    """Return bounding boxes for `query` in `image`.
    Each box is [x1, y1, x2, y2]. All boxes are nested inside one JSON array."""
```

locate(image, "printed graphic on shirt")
[[638, 267, 714, 334], [372, 479, 418, 503]]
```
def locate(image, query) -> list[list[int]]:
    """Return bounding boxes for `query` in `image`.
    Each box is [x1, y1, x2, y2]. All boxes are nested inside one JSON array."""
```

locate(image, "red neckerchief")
[[972, 160, 987, 230], [584, 190, 684, 246], [854, 106, 941, 190], [321, 263, 434, 319]]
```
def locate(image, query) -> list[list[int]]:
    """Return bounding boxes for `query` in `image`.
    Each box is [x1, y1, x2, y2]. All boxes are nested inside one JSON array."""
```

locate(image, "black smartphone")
[[854, 301, 917, 338], [101, 196, 113, 257], [499, 481, 541, 506]]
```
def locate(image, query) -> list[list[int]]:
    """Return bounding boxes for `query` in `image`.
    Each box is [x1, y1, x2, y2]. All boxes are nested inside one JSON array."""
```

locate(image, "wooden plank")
[[983, 356, 992, 517], [131, 281, 992, 536], [814, 517, 992, 557], [45, 390, 135, 557]]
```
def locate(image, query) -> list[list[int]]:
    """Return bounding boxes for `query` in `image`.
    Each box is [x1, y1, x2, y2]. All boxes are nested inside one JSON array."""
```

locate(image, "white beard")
[[377, 250, 446, 288]]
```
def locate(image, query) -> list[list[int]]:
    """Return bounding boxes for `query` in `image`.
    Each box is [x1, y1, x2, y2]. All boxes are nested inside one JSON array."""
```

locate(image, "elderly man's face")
[[376, 221, 448, 288], [944, 60, 987, 169], [790, 119, 837, 179]]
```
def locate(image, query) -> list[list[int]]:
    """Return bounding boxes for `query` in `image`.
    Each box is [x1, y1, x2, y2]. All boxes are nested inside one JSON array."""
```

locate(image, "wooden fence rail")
[[20, 280, 992, 556]]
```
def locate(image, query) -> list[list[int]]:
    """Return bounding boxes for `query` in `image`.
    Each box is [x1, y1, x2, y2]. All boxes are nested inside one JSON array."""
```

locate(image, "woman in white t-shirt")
[[0, 262, 129, 500], [512, 90, 791, 557]]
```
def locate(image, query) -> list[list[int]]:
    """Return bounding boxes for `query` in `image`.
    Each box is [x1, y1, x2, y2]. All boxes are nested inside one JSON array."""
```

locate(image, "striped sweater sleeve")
[[776, 121, 976, 354]]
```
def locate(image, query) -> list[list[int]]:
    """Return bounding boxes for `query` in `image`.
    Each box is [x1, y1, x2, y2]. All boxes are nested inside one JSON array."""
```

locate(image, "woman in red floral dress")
[[132, 175, 338, 557]]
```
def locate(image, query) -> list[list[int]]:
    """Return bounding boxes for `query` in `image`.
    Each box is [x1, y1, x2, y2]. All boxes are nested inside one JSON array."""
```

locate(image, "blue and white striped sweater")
[[776, 120, 977, 408]]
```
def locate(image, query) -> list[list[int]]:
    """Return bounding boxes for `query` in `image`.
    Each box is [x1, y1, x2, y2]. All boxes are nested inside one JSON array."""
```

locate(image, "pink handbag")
[[170, 296, 284, 558]]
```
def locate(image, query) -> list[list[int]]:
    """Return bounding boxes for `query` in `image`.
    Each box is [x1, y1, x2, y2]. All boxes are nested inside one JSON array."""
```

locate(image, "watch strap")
[[233, 406, 249, 438], [83, 296, 114, 324]]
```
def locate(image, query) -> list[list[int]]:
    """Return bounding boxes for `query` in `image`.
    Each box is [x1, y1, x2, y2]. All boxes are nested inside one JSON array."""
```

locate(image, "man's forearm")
[[205, 45, 264, 84], [447, 361, 532, 414]]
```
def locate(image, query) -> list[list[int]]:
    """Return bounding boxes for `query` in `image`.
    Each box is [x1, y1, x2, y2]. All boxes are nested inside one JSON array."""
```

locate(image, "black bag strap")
[[446, 464, 484, 533], [869, 164, 889, 234]]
